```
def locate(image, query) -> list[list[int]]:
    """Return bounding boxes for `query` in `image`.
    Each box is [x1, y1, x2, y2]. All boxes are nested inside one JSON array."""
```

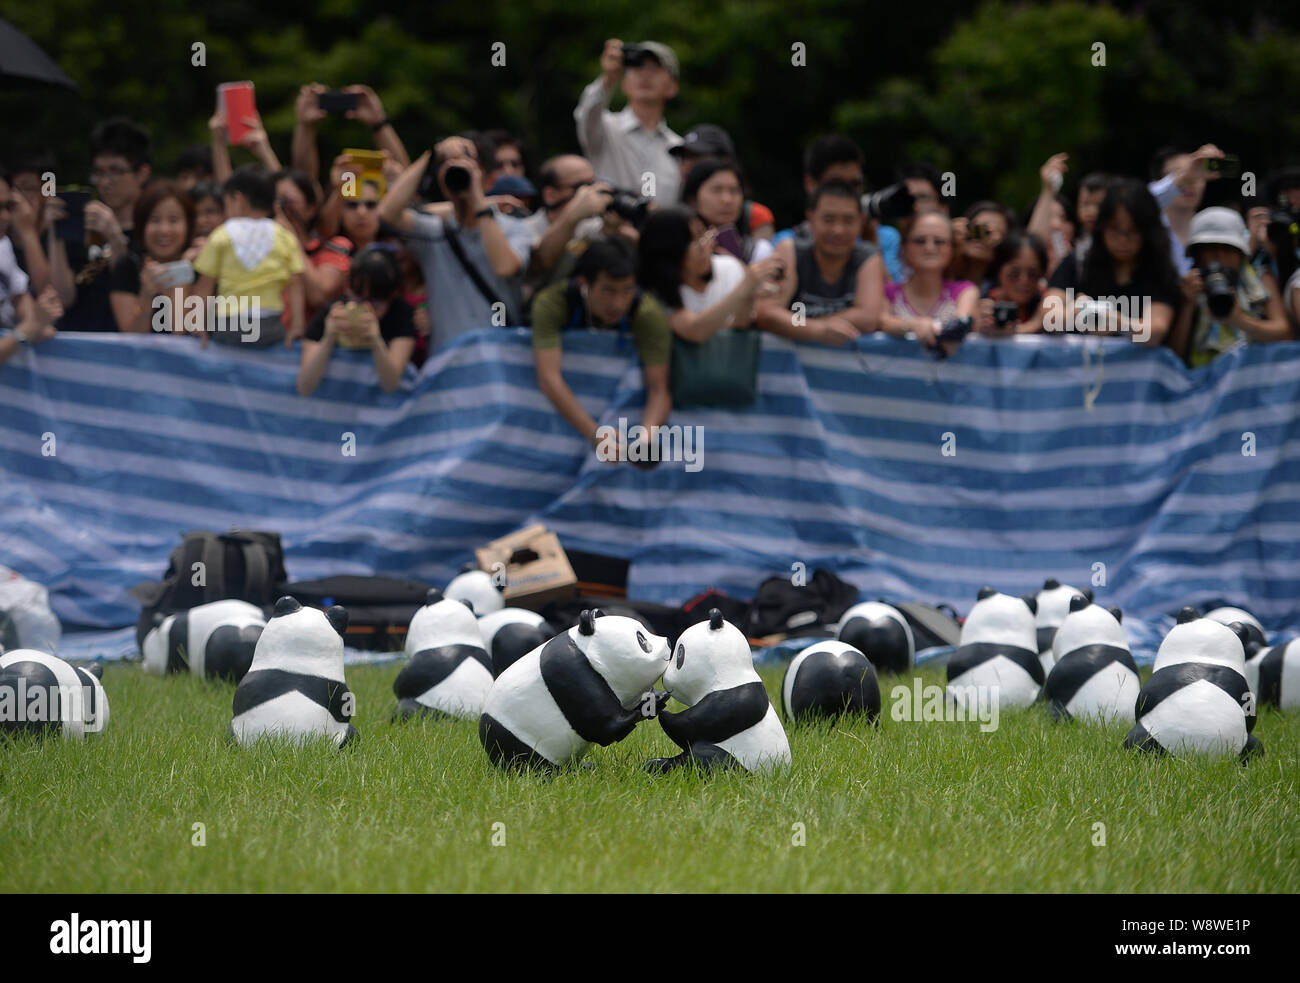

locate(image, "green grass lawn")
[[2, 662, 1296, 892]]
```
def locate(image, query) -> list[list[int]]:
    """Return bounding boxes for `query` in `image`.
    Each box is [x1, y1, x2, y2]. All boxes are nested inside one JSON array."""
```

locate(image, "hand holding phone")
[[318, 90, 360, 114], [218, 81, 258, 146]]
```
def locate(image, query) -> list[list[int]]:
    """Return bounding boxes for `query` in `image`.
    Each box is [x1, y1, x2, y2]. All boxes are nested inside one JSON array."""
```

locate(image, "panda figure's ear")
[[273, 596, 302, 618], [462, 600, 475, 616], [977, 586, 997, 601], [1108, 606, 1123, 624], [579, 610, 596, 636], [459, 562, 477, 574], [1081, 587, 1094, 602], [151, 612, 167, 627], [1177, 606, 1199, 624], [426, 588, 443, 606], [1021, 594, 1038, 616], [84, 663, 104, 680], [1069, 594, 1090, 613], [592, 609, 606, 619], [1043, 577, 1060, 590], [326, 605, 349, 637], [708, 608, 724, 630], [1227, 622, 1252, 648]]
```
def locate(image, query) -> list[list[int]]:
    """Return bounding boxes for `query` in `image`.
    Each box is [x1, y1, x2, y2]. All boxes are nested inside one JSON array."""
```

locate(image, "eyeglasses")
[[344, 200, 379, 211], [91, 166, 134, 182], [908, 235, 950, 247]]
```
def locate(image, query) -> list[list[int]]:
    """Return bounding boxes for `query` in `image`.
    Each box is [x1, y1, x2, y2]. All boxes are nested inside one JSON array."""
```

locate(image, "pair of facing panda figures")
[[950, 581, 1295, 761]]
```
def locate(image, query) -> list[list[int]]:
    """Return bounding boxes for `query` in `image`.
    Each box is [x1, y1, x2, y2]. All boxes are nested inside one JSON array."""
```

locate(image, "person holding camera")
[[757, 183, 884, 345], [948, 201, 1011, 290], [0, 172, 64, 359], [530, 237, 671, 460], [1148, 144, 1227, 275], [976, 230, 1048, 336], [575, 39, 683, 206], [878, 210, 977, 353], [379, 137, 532, 353], [1166, 207, 1290, 367], [296, 246, 416, 396], [523, 154, 634, 302], [108, 181, 198, 333]]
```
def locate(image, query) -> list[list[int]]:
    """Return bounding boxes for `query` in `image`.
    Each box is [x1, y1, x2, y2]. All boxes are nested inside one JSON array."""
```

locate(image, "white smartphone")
[[156, 260, 195, 288]]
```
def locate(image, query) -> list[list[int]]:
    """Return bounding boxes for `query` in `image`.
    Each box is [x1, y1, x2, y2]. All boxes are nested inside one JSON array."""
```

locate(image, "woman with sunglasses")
[[297, 246, 416, 396], [976, 230, 1049, 336], [879, 210, 978, 351]]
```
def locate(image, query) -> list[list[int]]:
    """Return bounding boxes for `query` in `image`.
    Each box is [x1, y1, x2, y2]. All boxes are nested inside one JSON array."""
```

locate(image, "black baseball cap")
[[669, 124, 736, 160]]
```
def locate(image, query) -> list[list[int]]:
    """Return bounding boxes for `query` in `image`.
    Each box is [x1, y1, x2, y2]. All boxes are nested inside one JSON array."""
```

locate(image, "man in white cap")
[[1169, 206, 1290, 367], [574, 38, 682, 205]]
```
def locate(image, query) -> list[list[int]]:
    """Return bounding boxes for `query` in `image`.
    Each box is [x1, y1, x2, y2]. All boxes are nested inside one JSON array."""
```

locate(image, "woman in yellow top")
[[192, 166, 305, 348]]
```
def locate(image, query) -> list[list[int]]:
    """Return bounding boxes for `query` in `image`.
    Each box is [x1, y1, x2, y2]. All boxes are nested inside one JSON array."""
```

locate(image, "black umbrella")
[[0, 17, 76, 89]]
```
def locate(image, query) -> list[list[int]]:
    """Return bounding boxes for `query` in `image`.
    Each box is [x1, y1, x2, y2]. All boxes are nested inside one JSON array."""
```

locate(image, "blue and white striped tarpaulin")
[[2, 329, 1299, 661]]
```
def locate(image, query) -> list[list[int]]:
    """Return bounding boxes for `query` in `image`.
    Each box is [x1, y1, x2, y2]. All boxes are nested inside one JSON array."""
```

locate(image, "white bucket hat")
[[1185, 206, 1250, 256]]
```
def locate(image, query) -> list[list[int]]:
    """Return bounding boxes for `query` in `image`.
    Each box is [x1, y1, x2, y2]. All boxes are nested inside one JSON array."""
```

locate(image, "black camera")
[[861, 182, 915, 223], [993, 301, 1019, 329], [607, 188, 652, 227], [1199, 261, 1238, 319], [621, 43, 649, 68], [444, 164, 471, 195]]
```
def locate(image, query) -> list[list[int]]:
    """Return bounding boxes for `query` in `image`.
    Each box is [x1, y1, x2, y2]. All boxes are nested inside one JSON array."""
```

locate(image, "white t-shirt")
[[0, 236, 30, 331], [680, 253, 746, 322]]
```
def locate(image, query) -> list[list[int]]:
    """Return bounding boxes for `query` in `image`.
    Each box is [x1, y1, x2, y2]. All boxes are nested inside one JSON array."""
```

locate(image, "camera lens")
[[444, 165, 470, 195], [1201, 262, 1236, 319]]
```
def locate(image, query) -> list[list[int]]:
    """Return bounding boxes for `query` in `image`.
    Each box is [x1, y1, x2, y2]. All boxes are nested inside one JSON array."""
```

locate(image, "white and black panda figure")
[[1123, 607, 1261, 761], [1245, 639, 1300, 711], [648, 610, 791, 774], [946, 587, 1043, 711], [229, 597, 357, 748], [1204, 606, 1267, 659], [781, 639, 881, 724], [393, 589, 493, 721], [835, 601, 913, 674], [140, 599, 265, 682], [476, 607, 554, 678], [1034, 579, 1092, 675], [479, 610, 669, 770], [0, 650, 109, 740], [444, 566, 504, 616], [1042, 596, 1139, 724]]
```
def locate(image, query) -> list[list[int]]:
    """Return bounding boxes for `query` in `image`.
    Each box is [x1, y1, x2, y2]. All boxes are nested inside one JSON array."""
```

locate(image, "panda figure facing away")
[[836, 601, 913, 674], [781, 639, 881, 724], [1034, 578, 1092, 675], [445, 566, 504, 616], [1245, 639, 1300, 712], [946, 587, 1043, 712], [229, 597, 358, 748], [0, 649, 109, 740], [140, 599, 265, 682], [1042, 596, 1139, 724], [1124, 607, 1261, 761], [647, 610, 791, 775], [476, 607, 553, 678], [393, 589, 494, 721], [479, 610, 669, 770]]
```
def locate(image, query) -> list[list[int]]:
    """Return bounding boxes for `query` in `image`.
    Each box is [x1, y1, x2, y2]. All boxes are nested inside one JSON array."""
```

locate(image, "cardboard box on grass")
[[474, 524, 577, 610]]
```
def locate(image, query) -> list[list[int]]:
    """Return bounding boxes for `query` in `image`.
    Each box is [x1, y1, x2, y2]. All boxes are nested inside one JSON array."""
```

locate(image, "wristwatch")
[[370, 117, 392, 132], [474, 206, 494, 219]]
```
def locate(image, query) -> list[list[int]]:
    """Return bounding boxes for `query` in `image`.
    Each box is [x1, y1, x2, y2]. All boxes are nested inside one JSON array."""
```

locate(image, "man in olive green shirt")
[[531, 237, 671, 463]]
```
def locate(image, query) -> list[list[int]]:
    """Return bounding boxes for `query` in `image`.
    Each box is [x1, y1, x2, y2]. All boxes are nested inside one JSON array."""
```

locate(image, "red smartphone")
[[218, 81, 258, 145]]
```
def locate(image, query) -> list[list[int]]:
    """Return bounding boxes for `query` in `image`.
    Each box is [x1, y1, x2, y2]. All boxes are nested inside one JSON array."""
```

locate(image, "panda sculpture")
[[1204, 606, 1267, 658], [479, 610, 669, 770], [229, 597, 357, 748], [393, 589, 493, 721], [1123, 607, 1261, 760], [0, 649, 109, 740], [1034, 579, 1092, 674], [445, 566, 504, 616], [140, 599, 265, 682], [836, 601, 913, 673], [946, 587, 1043, 711], [1042, 596, 1139, 724], [647, 609, 791, 774], [1245, 639, 1300, 711], [476, 607, 553, 677], [781, 638, 881, 724]]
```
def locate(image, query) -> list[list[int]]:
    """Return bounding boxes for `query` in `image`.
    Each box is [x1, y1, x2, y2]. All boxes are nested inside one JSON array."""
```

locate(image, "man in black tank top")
[[756, 181, 885, 345]]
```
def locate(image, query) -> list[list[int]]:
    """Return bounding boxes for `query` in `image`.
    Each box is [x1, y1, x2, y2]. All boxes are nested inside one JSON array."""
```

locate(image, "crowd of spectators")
[[4, 38, 1300, 446]]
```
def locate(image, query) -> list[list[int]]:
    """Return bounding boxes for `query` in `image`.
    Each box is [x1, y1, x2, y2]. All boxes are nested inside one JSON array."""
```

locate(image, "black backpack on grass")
[[131, 530, 288, 650]]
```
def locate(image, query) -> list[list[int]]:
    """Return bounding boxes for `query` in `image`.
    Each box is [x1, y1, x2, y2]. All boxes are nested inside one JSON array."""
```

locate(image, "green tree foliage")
[[4, 0, 1298, 226]]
